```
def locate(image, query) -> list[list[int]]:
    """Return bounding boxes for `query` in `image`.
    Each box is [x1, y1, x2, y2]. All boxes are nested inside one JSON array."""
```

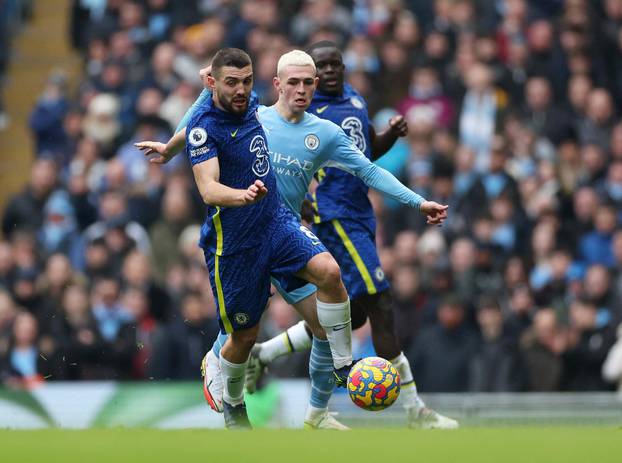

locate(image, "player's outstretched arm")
[[328, 128, 448, 225], [192, 158, 268, 207], [369, 115, 408, 161], [135, 128, 186, 164]]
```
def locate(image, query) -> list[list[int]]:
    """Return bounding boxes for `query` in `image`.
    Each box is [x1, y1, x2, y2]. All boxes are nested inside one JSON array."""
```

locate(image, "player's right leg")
[[294, 251, 356, 387], [285, 289, 348, 430], [202, 247, 271, 429]]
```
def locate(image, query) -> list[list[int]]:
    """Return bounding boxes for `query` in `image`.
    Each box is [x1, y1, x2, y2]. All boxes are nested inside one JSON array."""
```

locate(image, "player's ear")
[[313, 76, 319, 89], [206, 73, 216, 91], [273, 76, 282, 93]]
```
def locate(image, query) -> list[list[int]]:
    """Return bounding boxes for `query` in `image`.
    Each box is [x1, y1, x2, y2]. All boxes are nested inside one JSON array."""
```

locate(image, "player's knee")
[[315, 257, 343, 291], [353, 291, 394, 329], [371, 290, 393, 315], [230, 328, 258, 352]]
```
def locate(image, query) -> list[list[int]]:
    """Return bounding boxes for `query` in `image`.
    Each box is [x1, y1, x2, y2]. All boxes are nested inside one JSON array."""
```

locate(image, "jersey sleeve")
[[324, 127, 426, 209], [176, 88, 212, 133], [185, 120, 218, 166]]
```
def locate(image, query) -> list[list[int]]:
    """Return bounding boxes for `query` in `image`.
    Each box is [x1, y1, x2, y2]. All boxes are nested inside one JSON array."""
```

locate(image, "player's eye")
[[243, 77, 252, 85], [303, 79, 314, 85]]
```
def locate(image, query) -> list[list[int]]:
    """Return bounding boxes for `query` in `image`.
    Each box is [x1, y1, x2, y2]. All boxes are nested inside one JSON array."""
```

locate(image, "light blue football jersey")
[[178, 91, 425, 222], [257, 105, 374, 219]]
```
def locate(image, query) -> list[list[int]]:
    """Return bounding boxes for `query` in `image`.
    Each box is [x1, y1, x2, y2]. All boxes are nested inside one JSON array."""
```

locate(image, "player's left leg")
[[315, 218, 458, 429], [352, 290, 458, 429], [269, 210, 354, 384]]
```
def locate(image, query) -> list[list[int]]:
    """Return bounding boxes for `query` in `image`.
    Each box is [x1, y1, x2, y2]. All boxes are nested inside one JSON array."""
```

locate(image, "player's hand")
[[243, 180, 268, 204], [388, 115, 408, 137], [420, 201, 449, 225], [135, 140, 173, 164]]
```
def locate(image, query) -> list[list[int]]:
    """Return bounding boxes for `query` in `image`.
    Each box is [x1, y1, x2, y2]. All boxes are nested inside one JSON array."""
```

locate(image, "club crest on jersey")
[[350, 97, 364, 109], [188, 127, 207, 147], [234, 313, 249, 325], [375, 267, 385, 281], [304, 134, 320, 151], [250, 135, 270, 177]]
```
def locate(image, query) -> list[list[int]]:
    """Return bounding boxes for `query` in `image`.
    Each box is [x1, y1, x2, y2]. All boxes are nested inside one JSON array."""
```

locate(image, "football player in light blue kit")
[[255, 42, 458, 429], [138, 50, 448, 429]]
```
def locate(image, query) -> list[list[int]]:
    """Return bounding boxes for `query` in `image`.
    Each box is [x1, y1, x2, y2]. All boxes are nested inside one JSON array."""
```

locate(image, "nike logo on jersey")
[[316, 105, 329, 114], [230, 129, 239, 138]]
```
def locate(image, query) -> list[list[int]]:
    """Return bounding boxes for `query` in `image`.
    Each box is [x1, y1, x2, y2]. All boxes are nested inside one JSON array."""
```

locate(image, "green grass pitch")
[[1, 427, 621, 463]]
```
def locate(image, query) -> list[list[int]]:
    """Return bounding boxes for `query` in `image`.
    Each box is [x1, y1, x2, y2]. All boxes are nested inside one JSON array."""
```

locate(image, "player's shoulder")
[[256, 104, 275, 123], [343, 84, 368, 110], [187, 102, 223, 137], [305, 111, 341, 134], [306, 111, 344, 142], [186, 108, 223, 152]]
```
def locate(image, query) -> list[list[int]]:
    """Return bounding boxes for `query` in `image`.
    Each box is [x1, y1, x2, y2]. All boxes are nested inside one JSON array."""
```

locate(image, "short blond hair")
[[277, 50, 316, 76]]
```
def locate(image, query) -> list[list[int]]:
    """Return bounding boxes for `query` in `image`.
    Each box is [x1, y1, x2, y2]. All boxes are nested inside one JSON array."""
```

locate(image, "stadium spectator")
[[457, 63, 507, 171], [121, 250, 170, 321], [148, 180, 196, 283], [2, 159, 58, 238], [602, 322, 622, 394], [0, 290, 17, 352], [29, 70, 70, 159], [89, 277, 136, 379], [52, 283, 105, 380], [562, 298, 616, 391], [469, 296, 524, 392], [149, 291, 219, 380], [520, 308, 564, 391], [0, 311, 62, 385], [406, 295, 478, 392]]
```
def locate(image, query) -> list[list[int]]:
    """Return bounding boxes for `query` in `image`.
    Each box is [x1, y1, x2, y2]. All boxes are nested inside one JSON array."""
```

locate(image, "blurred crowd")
[[1, 0, 622, 394]]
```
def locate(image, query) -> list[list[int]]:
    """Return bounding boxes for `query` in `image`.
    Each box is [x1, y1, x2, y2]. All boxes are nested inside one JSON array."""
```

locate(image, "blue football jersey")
[[307, 84, 374, 223], [185, 96, 278, 255]]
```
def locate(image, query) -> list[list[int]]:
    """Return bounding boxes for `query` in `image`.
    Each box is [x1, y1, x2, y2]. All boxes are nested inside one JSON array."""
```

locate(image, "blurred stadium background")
[[1, 0, 622, 432]]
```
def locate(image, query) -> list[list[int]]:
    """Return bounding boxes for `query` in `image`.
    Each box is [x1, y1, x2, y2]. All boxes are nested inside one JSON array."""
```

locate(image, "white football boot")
[[304, 410, 350, 430], [407, 406, 459, 429], [201, 350, 224, 413]]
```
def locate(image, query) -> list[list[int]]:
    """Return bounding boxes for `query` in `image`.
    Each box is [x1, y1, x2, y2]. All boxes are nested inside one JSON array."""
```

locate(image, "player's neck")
[[274, 100, 304, 123]]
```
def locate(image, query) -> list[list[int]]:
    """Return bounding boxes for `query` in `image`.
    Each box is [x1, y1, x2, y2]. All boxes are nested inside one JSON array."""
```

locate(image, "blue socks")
[[309, 336, 335, 409]]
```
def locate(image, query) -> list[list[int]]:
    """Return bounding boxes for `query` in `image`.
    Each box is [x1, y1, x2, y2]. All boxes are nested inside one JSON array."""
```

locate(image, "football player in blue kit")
[[174, 48, 354, 429]]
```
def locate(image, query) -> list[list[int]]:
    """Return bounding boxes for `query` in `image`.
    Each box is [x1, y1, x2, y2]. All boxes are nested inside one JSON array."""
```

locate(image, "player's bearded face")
[[213, 65, 253, 115], [277, 65, 318, 114], [310, 47, 345, 95]]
